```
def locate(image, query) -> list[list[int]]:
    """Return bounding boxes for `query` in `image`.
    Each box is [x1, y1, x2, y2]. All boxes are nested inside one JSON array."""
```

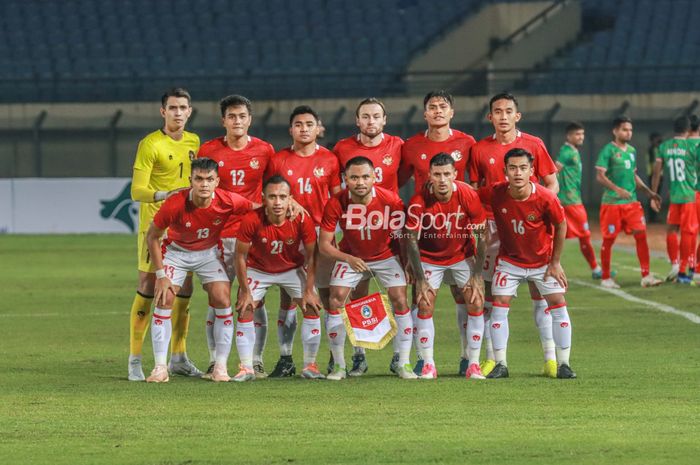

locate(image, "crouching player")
[[405, 153, 487, 379], [319, 156, 417, 380], [145, 158, 254, 382], [481, 148, 576, 379], [235, 176, 324, 381]]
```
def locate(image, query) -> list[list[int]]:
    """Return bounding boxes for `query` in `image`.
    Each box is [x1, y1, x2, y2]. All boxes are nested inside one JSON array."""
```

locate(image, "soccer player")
[[596, 116, 663, 288], [404, 153, 487, 379], [235, 176, 324, 381], [555, 122, 602, 278], [144, 158, 254, 382], [651, 116, 698, 283], [398, 90, 477, 376], [319, 156, 416, 380], [127, 88, 201, 381], [264, 105, 342, 377], [688, 115, 700, 282], [332, 97, 403, 375], [469, 92, 559, 378], [480, 148, 576, 379], [197, 94, 276, 378]]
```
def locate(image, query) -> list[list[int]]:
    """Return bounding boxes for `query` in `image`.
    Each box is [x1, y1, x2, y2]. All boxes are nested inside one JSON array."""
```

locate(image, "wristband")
[[154, 191, 167, 201], [155, 269, 166, 279]]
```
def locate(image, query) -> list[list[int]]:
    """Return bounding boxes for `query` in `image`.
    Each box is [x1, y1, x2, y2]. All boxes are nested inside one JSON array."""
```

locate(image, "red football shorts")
[[563, 204, 591, 238], [600, 202, 646, 239], [667, 201, 698, 234]]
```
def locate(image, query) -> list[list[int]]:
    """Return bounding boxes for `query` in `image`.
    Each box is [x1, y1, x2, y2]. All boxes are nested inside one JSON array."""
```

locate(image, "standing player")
[[555, 122, 602, 278], [404, 153, 487, 379], [264, 105, 342, 377], [235, 176, 324, 381], [319, 156, 417, 380], [596, 116, 663, 288], [332, 97, 403, 375], [144, 158, 254, 382], [651, 116, 697, 283], [398, 90, 477, 376], [469, 92, 559, 378], [127, 88, 201, 381], [197, 94, 276, 378], [688, 115, 700, 283], [480, 148, 576, 379]]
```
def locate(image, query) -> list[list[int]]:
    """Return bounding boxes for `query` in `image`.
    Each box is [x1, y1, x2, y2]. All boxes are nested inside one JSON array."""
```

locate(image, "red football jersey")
[[469, 131, 557, 216], [333, 133, 403, 191], [321, 186, 403, 262], [265, 145, 341, 226], [237, 208, 317, 274], [479, 182, 565, 268], [197, 136, 274, 237], [405, 181, 486, 266], [399, 129, 476, 193], [154, 188, 253, 251]]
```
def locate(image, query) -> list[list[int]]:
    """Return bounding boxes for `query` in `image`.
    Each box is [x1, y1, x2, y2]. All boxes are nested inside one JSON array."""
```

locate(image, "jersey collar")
[[425, 128, 453, 137], [492, 129, 521, 141]]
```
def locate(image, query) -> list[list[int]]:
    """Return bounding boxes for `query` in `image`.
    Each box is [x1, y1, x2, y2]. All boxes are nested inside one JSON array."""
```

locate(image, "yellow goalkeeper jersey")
[[131, 129, 200, 231]]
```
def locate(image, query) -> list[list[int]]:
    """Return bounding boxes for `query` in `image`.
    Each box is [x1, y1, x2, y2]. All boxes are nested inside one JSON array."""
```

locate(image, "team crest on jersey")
[[287, 170, 293, 176], [261, 238, 268, 243], [250, 158, 260, 170], [168, 154, 173, 160], [213, 218, 222, 225], [527, 213, 537, 222], [286, 238, 295, 245], [489, 158, 495, 165], [361, 305, 373, 319], [189, 150, 196, 161], [501, 208, 507, 214], [218, 161, 224, 167], [451, 150, 462, 162], [615, 152, 621, 158], [420, 153, 427, 160], [185, 221, 191, 228], [382, 155, 393, 166], [313, 167, 325, 178]]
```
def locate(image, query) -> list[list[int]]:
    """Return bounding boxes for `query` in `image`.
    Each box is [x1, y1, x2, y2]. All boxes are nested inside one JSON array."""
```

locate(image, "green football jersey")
[[688, 137, 700, 191], [595, 142, 638, 205], [557, 143, 582, 205], [657, 137, 696, 204]]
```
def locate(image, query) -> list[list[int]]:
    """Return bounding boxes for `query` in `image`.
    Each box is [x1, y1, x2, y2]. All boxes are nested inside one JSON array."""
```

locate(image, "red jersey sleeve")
[[397, 146, 414, 187], [405, 194, 424, 231], [264, 155, 279, 180], [321, 196, 342, 232], [300, 216, 317, 245], [228, 191, 254, 214], [152, 196, 179, 230], [464, 188, 487, 225], [477, 185, 493, 205], [534, 139, 557, 178], [468, 146, 480, 184], [329, 158, 342, 190], [543, 193, 565, 225], [236, 211, 259, 243]]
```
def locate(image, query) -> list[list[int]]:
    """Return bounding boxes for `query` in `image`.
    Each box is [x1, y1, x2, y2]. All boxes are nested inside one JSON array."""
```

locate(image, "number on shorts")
[[196, 228, 210, 239], [246, 277, 260, 290], [230, 169, 245, 186], [164, 265, 175, 279], [298, 178, 312, 194], [511, 219, 525, 235], [493, 271, 508, 288], [333, 263, 349, 279], [482, 258, 489, 271], [270, 240, 283, 254]]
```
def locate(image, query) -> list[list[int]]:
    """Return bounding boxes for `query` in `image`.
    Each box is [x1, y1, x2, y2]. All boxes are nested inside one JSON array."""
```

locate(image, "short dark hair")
[[191, 157, 218, 174], [565, 121, 585, 133], [423, 90, 454, 109], [289, 105, 319, 126], [429, 152, 455, 168], [489, 92, 518, 112], [504, 148, 534, 166], [612, 115, 632, 129], [355, 97, 387, 118], [345, 156, 374, 170], [263, 175, 291, 192], [219, 94, 252, 117], [673, 116, 691, 134], [689, 114, 700, 132], [161, 88, 191, 108]]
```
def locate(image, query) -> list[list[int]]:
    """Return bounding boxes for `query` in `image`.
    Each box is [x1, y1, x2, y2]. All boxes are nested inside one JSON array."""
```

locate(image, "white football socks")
[[416, 314, 435, 366], [532, 298, 555, 362], [277, 306, 297, 357], [394, 309, 413, 366], [151, 308, 172, 366], [213, 307, 233, 365], [466, 311, 484, 366], [235, 319, 255, 369], [483, 299, 495, 361], [490, 303, 509, 366], [253, 304, 268, 365], [456, 303, 468, 359], [550, 303, 572, 366], [326, 312, 346, 369], [301, 316, 321, 365]]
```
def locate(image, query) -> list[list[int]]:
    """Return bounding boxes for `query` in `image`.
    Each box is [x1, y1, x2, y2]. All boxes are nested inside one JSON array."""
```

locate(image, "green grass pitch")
[[1, 235, 698, 465]]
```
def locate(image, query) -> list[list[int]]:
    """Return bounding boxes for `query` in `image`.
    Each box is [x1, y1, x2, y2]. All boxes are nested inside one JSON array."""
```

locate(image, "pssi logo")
[[472, 335, 481, 341], [311, 329, 320, 335], [100, 181, 139, 232], [361, 305, 372, 318], [492, 323, 501, 329], [154, 319, 163, 326], [420, 337, 428, 343], [404, 327, 412, 335], [560, 322, 569, 328], [236, 331, 244, 337], [329, 332, 337, 339]]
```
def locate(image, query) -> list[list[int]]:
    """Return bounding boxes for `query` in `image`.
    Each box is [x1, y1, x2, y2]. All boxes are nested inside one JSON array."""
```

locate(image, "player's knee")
[[449, 285, 464, 302], [138, 272, 156, 295], [467, 301, 483, 316], [417, 300, 433, 317], [544, 293, 565, 307]]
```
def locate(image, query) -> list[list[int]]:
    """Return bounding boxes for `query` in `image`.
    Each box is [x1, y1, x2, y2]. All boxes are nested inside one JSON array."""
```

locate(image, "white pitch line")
[[0, 311, 124, 318], [571, 278, 700, 324]]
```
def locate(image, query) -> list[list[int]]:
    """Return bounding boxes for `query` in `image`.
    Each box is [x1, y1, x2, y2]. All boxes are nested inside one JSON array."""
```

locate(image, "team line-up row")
[[127, 88, 694, 383]]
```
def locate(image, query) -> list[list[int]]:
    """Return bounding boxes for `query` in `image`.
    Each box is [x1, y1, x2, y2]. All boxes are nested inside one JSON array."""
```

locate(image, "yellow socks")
[[129, 292, 153, 356], [170, 295, 191, 356]]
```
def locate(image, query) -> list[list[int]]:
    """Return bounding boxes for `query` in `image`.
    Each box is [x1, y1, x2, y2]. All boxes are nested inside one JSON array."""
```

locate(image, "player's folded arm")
[[131, 168, 159, 202]]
